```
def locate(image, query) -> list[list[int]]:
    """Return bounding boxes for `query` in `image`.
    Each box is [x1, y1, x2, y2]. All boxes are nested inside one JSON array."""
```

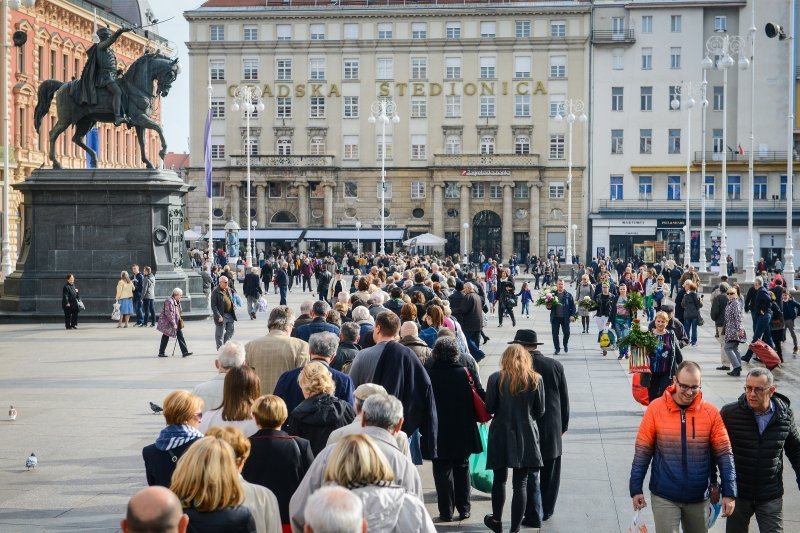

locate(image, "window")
[[781, 175, 788, 200], [277, 59, 292, 80], [343, 135, 359, 159], [713, 86, 724, 110], [310, 58, 325, 80], [211, 136, 225, 159], [480, 56, 496, 79], [641, 48, 652, 70], [410, 97, 427, 118], [343, 181, 358, 198], [754, 175, 767, 200], [411, 180, 426, 198], [343, 96, 359, 118], [515, 135, 531, 154], [550, 135, 565, 159], [480, 136, 495, 155], [671, 15, 682, 32], [668, 129, 681, 154], [514, 183, 529, 198], [611, 129, 624, 154], [490, 184, 503, 199], [705, 175, 715, 199], [377, 58, 393, 79], [667, 176, 681, 200], [611, 87, 624, 111], [343, 59, 359, 80], [243, 25, 258, 41], [210, 59, 225, 80], [670, 47, 681, 69], [549, 183, 565, 199], [640, 129, 652, 154], [514, 95, 531, 117], [610, 176, 624, 200], [243, 58, 258, 80], [211, 183, 225, 197], [376, 135, 393, 159], [445, 57, 462, 80], [50, 49, 56, 79], [276, 25, 291, 40], [612, 16, 626, 36], [471, 183, 484, 199], [715, 16, 727, 33], [709, 130, 723, 155], [445, 181, 461, 198], [411, 22, 427, 39], [639, 175, 652, 199], [480, 96, 496, 117], [640, 86, 652, 111], [445, 135, 462, 155], [480, 21, 496, 38], [62, 53, 68, 80], [210, 24, 224, 41], [514, 56, 531, 78], [265, 183, 280, 199], [310, 96, 325, 118], [377, 23, 392, 39], [308, 137, 325, 155], [245, 137, 258, 156], [411, 57, 427, 80], [277, 137, 292, 155], [641, 15, 653, 33], [377, 182, 393, 199], [211, 98, 225, 119], [445, 95, 461, 118], [244, 103, 259, 119], [612, 48, 624, 70], [310, 24, 325, 40], [551, 20, 566, 37], [446, 22, 461, 39], [516, 20, 531, 37], [15, 45, 24, 75], [276, 97, 292, 118], [344, 23, 359, 39], [728, 175, 741, 199], [550, 55, 566, 78], [550, 94, 565, 117]]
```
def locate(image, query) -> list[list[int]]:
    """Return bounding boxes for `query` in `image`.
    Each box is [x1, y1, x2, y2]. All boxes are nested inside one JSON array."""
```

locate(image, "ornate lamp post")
[[355, 219, 361, 255], [553, 99, 587, 265], [250, 219, 257, 265], [368, 99, 400, 256], [462, 222, 469, 266], [699, 70, 709, 273], [230, 85, 264, 267]]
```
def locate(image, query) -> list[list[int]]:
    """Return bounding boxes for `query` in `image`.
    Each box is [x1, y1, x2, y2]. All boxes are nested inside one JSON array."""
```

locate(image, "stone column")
[[323, 181, 334, 228], [229, 182, 240, 224], [460, 183, 471, 257], [256, 184, 266, 227], [529, 182, 542, 258], [502, 182, 514, 261], [432, 184, 443, 237], [297, 183, 308, 252]]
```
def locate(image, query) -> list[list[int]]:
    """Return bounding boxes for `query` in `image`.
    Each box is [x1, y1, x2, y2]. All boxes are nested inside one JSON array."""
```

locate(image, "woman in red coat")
[[156, 288, 192, 357]]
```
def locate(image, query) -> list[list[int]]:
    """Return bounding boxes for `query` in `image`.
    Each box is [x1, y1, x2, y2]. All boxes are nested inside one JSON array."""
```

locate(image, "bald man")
[[121, 486, 188, 533]]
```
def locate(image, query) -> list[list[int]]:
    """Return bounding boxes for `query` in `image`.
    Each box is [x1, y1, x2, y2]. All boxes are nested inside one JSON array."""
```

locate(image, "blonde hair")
[[205, 426, 251, 467], [298, 361, 335, 397], [323, 434, 396, 487], [163, 390, 204, 426], [499, 344, 540, 395], [170, 437, 244, 512], [120, 271, 131, 283], [252, 395, 288, 428], [654, 311, 670, 323]]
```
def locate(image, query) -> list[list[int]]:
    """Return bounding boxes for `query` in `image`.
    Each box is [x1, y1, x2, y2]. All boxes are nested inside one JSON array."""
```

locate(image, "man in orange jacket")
[[630, 361, 737, 532]]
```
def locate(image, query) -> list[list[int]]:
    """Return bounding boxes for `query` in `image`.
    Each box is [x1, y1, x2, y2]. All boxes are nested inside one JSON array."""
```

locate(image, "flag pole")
[[206, 71, 213, 269]]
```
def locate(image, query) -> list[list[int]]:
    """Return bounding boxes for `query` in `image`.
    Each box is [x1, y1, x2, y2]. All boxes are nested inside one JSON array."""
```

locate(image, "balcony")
[[433, 153, 540, 168], [591, 29, 635, 44], [598, 198, 791, 211], [693, 151, 800, 163], [229, 154, 335, 167]]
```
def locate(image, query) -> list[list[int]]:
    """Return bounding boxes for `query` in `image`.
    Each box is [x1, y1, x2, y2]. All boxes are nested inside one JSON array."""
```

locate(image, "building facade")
[[184, 0, 591, 261]]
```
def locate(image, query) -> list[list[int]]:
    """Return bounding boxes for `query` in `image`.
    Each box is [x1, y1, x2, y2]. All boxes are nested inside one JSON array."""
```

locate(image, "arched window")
[[310, 136, 325, 155], [271, 211, 298, 223], [480, 136, 495, 155], [277, 136, 292, 155], [514, 135, 530, 155]]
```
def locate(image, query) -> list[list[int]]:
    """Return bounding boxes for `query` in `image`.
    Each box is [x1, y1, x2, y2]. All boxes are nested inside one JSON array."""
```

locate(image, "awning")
[[304, 228, 406, 242], [204, 229, 303, 240], [404, 232, 446, 247]]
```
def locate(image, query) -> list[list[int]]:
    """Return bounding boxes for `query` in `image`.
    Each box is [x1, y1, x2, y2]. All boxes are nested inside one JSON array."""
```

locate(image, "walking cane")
[[171, 335, 178, 357]]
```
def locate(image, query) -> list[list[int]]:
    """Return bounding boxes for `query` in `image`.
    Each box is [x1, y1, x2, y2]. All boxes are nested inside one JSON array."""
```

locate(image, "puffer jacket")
[[350, 484, 436, 533], [720, 392, 800, 502], [630, 385, 736, 503], [285, 393, 355, 456]]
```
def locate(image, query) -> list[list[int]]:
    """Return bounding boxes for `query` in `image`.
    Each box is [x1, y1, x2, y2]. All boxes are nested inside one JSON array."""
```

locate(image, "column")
[[323, 181, 334, 228], [256, 184, 266, 227], [297, 183, 308, 252], [460, 183, 471, 257], [229, 183, 240, 224], [502, 182, 514, 261], [432, 184, 443, 237], [529, 182, 542, 258]]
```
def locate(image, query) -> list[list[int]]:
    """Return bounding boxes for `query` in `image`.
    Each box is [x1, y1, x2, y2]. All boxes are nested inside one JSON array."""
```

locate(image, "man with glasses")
[[720, 368, 800, 533], [630, 361, 736, 532]]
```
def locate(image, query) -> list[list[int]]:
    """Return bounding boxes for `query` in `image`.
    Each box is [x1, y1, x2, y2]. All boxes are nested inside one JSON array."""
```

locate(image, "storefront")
[[592, 219, 657, 261]]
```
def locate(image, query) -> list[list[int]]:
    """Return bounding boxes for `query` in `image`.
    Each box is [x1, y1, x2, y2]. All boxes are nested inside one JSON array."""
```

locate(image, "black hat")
[[508, 329, 544, 346]]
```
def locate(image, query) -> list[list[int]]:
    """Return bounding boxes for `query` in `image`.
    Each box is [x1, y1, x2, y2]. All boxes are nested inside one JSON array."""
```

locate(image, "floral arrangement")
[[624, 291, 645, 314], [578, 295, 598, 311], [618, 318, 658, 374], [535, 287, 562, 308]]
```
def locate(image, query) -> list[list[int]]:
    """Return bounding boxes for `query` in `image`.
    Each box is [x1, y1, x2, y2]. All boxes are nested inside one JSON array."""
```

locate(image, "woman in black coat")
[[497, 270, 517, 327], [426, 337, 483, 522], [62, 273, 80, 329]]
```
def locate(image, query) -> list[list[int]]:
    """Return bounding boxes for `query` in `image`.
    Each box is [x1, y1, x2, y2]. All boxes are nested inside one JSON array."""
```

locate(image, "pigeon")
[[149, 402, 163, 414], [9, 405, 16, 421], [26, 453, 37, 470]]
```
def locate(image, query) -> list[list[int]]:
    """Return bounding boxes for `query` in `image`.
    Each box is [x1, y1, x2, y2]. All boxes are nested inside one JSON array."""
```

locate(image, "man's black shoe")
[[716, 366, 731, 371], [182, 352, 193, 358], [521, 517, 542, 528], [438, 515, 453, 522], [458, 512, 471, 521], [157, 353, 168, 358]]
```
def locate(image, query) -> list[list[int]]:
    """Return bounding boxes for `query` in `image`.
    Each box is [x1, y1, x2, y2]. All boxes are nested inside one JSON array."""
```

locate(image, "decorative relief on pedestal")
[[168, 207, 185, 267]]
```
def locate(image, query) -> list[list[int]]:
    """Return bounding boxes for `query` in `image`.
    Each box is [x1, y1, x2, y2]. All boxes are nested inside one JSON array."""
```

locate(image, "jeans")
[[725, 341, 742, 369], [464, 330, 486, 362], [521, 301, 530, 315], [785, 318, 798, 350], [646, 306, 655, 321], [302, 275, 313, 292], [134, 297, 144, 325], [683, 318, 698, 345], [726, 496, 783, 533], [651, 495, 709, 533], [159, 331, 188, 355], [743, 312, 774, 361], [491, 467, 539, 532], [246, 295, 259, 316], [408, 430, 423, 465], [215, 314, 235, 349], [142, 299, 156, 326], [279, 286, 287, 306], [551, 318, 570, 352]]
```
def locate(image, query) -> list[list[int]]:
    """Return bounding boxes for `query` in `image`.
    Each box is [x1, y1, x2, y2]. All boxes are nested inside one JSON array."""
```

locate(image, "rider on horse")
[[78, 26, 132, 126]]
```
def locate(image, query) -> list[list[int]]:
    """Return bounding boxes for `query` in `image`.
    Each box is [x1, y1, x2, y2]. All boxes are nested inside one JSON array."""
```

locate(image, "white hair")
[[171, 287, 183, 296], [217, 341, 246, 369], [400, 321, 418, 337], [304, 486, 363, 533], [368, 291, 384, 305], [351, 306, 373, 323]]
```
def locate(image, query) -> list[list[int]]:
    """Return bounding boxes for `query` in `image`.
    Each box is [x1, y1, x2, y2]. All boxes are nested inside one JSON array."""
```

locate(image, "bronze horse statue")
[[34, 52, 180, 169]]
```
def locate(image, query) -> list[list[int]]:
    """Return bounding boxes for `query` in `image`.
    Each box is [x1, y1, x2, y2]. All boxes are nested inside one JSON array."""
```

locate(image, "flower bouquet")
[[618, 318, 658, 373], [624, 291, 645, 315], [535, 288, 561, 310], [578, 295, 598, 312]]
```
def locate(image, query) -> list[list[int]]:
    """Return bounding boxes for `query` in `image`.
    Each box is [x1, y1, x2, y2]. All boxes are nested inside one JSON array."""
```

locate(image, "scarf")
[[155, 424, 203, 451]]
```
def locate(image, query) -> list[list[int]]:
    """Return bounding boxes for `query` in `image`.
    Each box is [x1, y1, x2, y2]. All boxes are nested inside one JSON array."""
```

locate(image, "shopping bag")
[[111, 303, 121, 321], [631, 373, 650, 406], [469, 423, 493, 493], [598, 328, 617, 349], [257, 296, 268, 313], [233, 293, 243, 308], [626, 510, 648, 533], [706, 501, 722, 529], [77, 299, 85, 310]]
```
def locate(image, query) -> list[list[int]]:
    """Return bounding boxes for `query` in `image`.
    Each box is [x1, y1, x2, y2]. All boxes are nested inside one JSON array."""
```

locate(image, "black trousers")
[[432, 457, 471, 518], [539, 456, 561, 519], [498, 303, 516, 326], [492, 467, 540, 531], [159, 331, 188, 355], [63, 308, 78, 329], [551, 319, 570, 352], [302, 275, 313, 291]]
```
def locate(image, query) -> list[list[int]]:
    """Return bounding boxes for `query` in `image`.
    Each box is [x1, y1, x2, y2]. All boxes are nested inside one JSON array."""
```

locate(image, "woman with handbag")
[[497, 271, 517, 328], [723, 286, 747, 376], [156, 288, 192, 358], [62, 273, 81, 330], [426, 337, 485, 522]]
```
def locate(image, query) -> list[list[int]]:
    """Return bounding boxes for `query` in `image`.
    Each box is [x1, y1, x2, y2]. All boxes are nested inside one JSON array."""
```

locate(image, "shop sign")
[[658, 218, 686, 228]]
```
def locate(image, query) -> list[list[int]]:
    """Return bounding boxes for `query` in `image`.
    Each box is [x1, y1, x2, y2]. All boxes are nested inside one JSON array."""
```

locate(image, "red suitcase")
[[750, 340, 781, 370]]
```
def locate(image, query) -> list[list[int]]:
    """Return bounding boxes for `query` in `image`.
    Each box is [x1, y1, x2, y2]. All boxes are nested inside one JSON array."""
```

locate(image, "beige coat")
[[245, 330, 309, 394]]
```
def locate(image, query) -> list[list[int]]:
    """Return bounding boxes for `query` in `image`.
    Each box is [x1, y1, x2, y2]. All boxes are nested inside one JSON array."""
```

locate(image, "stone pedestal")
[[0, 169, 209, 320]]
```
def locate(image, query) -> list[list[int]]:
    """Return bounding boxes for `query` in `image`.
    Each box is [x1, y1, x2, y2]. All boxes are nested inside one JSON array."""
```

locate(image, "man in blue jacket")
[[549, 279, 576, 354], [742, 277, 775, 363], [294, 301, 340, 342]]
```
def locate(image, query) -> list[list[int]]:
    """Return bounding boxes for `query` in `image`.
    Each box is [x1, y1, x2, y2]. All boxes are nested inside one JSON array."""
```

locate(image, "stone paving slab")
[[1, 285, 799, 532]]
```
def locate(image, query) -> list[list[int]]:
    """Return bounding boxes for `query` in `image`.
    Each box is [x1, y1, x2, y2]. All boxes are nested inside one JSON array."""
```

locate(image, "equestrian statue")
[[34, 26, 180, 170]]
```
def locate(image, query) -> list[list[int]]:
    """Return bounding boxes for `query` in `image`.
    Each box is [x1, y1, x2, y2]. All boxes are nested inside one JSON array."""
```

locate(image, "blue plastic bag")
[[469, 423, 493, 493], [706, 501, 721, 529]]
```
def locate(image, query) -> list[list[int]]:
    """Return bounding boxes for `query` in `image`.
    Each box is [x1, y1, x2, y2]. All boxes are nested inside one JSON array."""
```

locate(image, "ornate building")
[[184, 0, 590, 260]]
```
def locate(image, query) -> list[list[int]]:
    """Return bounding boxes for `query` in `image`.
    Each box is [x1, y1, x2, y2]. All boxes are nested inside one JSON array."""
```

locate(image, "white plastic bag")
[[626, 510, 647, 533], [257, 297, 268, 313], [111, 302, 121, 321]]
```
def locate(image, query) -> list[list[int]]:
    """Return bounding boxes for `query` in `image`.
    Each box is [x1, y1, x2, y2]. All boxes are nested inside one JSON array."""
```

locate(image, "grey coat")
[[141, 274, 156, 300], [485, 371, 546, 469]]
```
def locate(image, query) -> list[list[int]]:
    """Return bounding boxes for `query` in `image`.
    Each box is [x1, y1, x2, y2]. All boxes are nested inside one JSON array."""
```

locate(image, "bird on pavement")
[[9, 405, 17, 421], [26, 453, 37, 470], [149, 402, 163, 414]]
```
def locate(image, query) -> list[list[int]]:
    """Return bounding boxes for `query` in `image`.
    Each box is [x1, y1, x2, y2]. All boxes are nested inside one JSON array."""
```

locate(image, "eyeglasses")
[[676, 381, 701, 392], [727, 292, 737, 295], [744, 386, 771, 395], [194, 412, 203, 419]]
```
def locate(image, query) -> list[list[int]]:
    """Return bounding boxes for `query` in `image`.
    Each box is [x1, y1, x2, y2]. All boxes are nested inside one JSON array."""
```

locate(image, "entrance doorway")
[[472, 210, 502, 261]]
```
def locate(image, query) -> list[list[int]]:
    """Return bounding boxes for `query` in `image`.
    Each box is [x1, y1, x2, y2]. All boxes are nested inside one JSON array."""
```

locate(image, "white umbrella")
[[403, 233, 447, 247]]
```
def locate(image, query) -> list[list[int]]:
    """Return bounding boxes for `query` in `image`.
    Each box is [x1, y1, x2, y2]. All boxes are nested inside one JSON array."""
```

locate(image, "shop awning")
[[204, 229, 303, 240], [304, 228, 406, 242]]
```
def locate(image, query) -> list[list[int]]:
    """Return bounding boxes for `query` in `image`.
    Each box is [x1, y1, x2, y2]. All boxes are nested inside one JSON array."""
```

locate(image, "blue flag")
[[203, 108, 213, 198]]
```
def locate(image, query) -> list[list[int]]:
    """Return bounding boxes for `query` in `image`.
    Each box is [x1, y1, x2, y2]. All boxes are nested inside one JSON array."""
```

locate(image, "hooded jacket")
[[285, 393, 355, 456], [350, 484, 436, 533]]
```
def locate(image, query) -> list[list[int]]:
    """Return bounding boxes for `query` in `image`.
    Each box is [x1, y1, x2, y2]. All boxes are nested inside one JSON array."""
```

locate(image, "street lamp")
[[368, 99, 400, 256], [462, 222, 469, 266], [553, 98, 587, 265], [703, 34, 749, 276], [699, 70, 710, 273], [230, 85, 264, 267], [1, 0, 35, 278], [251, 219, 257, 265], [571, 224, 578, 262], [355, 219, 361, 255]]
